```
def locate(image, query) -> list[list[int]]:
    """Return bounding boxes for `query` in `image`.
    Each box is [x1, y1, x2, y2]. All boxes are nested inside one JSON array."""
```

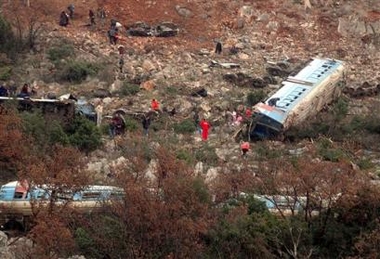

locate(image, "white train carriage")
[[250, 58, 346, 139]]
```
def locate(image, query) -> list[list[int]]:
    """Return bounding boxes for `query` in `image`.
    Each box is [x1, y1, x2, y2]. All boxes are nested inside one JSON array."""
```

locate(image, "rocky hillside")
[[3, 0, 380, 179]]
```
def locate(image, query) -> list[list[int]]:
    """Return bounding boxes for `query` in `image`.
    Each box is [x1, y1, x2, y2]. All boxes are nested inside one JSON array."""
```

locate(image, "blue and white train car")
[[0, 181, 124, 230], [250, 58, 346, 139]]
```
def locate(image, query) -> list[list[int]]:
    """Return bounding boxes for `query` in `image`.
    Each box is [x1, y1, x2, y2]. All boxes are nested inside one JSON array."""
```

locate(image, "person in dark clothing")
[[119, 57, 124, 73], [89, 9, 96, 26], [108, 28, 118, 45], [0, 85, 8, 97], [142, 114, 151, 136], [215, 41, 222, 54], [59, 11, 69, 27], [67, 4, 75, 19], [98, 7, 106, 26], [268, 97, 280, 107]]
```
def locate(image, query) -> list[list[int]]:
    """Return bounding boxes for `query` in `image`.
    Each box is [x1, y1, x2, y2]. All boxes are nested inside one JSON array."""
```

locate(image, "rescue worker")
[[151, 99, 160, 111], [240, 141, 250, 158], [200, 118, 210, 141]]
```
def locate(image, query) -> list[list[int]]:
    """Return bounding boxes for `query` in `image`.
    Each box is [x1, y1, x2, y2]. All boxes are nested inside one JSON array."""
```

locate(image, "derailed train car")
[[0, 181, 124, 231], [0, 95, 98, 124], [250, 58, 346, 139]]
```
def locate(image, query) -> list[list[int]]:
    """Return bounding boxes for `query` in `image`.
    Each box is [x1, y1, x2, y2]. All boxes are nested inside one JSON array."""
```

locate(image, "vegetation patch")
[[47, 43, 75, 63], [246, 90, 267, 106], [61, 61, 100, 83], [173, 119, 196, 134], [120, 81, 140, 96]]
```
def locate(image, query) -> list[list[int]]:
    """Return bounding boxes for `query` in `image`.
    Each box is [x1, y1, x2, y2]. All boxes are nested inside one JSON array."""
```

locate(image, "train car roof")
[[257, 58, 345, 124], [1, 181, 19, 188]]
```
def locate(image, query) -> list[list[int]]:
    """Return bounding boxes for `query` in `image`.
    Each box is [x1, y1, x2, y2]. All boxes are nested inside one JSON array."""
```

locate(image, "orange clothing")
[[151, 99, 159, 111]]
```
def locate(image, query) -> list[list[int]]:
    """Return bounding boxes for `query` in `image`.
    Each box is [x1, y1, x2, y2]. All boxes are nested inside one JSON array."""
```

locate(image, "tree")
[[75, 146, 213, 258], [0, 107, 29, 182]]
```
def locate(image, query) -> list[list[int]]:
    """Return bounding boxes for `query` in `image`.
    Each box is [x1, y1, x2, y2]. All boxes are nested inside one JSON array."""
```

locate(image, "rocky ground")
[[1, 0, 380, 257], [5, 0, 380, 179]]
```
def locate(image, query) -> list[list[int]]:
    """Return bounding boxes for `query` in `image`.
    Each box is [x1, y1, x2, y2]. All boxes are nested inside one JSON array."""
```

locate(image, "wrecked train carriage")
[[0, 96, 76, 124], [0, 96, 98, 124], [250, 58, 346, 139], [0, 181, 124, 231]]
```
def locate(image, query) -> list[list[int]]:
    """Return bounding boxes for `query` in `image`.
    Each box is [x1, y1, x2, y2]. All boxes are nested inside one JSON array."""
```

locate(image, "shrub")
[[195, 144, 219, 166], [0, 15, 17, 55], [120, 81, 140, 96], [66, 116, 102, 153], [61, 61, 100, 83], [173, 119, 196, 134], [356, 158, 374, 170], [0, 66, 11, 80], [246, 90, 267, 106], [20, 111, 69, 150], [176, 149, 195, 165], [124, 117, 139, 132], [47, 43, 75, 63]]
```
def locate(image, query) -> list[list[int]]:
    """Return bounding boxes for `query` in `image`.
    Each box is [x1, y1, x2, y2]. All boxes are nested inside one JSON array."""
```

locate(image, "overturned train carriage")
[[0, 96, 76, 124], [250, 58, 346, 139], [0, 181, 124, 231]]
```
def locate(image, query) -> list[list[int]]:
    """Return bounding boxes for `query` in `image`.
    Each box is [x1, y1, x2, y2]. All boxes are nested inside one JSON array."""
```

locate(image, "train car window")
[[82, 192, 101, 199], [14, 192, 25, 199], [109, 191, 125, 199]]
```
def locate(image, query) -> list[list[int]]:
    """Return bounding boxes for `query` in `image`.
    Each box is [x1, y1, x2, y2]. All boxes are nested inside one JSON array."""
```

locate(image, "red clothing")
[[241, 142, 250, 150], [245, 108, 252, 118], [151, 99, 159, 111], [200, 120, 210, 141]]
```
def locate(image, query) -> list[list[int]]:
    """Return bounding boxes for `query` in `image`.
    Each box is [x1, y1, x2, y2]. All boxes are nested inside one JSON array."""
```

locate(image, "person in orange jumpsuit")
[[200, 118, 210, 141], [151, 99, 160, 111]]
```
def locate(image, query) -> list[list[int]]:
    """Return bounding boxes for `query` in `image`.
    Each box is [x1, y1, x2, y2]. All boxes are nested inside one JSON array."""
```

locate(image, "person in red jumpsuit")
[[200, 118, 210, 141], [151, 99, 160, 111]]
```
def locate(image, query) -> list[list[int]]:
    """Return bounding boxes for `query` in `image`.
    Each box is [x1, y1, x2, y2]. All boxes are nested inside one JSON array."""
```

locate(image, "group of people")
[[0, 83, 37, 98], [227, 106, 252, 127], [107, 98, 251, 158], [59, 4, 106, 28]]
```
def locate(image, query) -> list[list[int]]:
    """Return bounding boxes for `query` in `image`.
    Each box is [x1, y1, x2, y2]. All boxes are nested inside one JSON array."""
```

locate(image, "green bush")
[[124, 117, 139, 132], [0, 15, 17, 54], [356, 158, 374, 170], [176, 149, 195, 165], [246, 90, 267, 106], [66, 116, 102, 153], [47, 43, 75, 63], [195, 144, 219, 166], [173, 119, 196, 134], [61, 61, 100, 83], [20, 111, 69, 150], [0, 66, 11, 80], [120, 81, 140, 96]]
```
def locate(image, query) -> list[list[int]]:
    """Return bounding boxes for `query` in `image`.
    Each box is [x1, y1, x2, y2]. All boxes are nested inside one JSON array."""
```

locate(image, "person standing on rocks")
[[200, 118, 210, 141], [118, 57, 124, 73], [142, 114, 151, 136], [215, 41, 222, 54], [89, 9, 96, 26]]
